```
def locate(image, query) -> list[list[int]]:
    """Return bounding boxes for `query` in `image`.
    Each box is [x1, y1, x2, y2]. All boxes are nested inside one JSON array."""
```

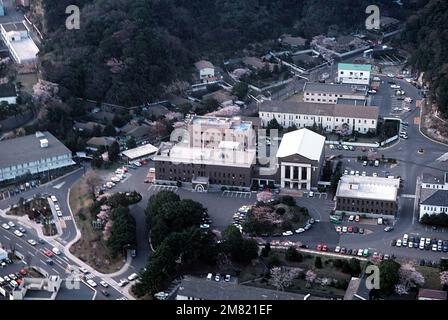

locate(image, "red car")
[[347, 226, 353, 233], [316, 244, 322, 251], [322, 245, 328, 252], [140, 160, 148, 165], [19, 269, 27, 276], [43, 249, 53, 257]]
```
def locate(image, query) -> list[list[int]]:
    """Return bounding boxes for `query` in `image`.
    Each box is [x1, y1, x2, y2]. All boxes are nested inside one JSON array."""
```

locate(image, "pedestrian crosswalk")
[[116, 297, 128, 300], [85, 273, 95, 280], [61, 216, 72, 221]]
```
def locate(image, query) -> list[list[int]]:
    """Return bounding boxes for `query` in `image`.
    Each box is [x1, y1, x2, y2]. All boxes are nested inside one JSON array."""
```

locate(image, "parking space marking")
[[221, 191, 252, 199], [3, 235, 10, 241], [16, 243, 23, 249], [148, 185, 178, 193]]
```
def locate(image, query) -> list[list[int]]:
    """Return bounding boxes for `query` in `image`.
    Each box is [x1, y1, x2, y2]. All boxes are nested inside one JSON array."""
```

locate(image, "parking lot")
[[0, 180, 41, 201]]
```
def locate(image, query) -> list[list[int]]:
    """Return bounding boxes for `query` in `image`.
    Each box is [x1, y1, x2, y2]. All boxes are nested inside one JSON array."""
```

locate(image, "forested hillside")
[[401, 0, 448, 118], [36, 0, 401, 106]]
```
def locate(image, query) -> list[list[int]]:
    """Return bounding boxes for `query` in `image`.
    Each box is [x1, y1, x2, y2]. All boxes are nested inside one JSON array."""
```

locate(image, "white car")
[[2, 223, 10, 230], [372, 172, 378, 177], [342, 226, 347, 233], [79, 267, 89, 274], [342, 145, 349, 150], [355, 170, 360, 176], [118, 279, 129, 287], [432, 244, 438, 252], [396, 239, 402, 247], [100, 281, 109, 288], [27, 239, 37, 246], [335, 246, 341, 253], [282, 231, 293, 236], [357, 249, 363, 256], [56, 210, 63, 217], [14, 230, 23, 237], [128, 273, 139, 281], [54, 204, 60, 211], [87, 279, 97, 287], [368, 89, 377, 94], [7, 221, 15, 227], [391, 84, 400, 89], [308, 191, 314, 197], [348, 215, 354, 221], [350, 170, 355, 175], [343, 169, 348, 175], [295, 228, 305, 234], [51, 196, 58, 203], [52, 247, 61, 255], [387, 73, 395, 78], [361, 171, 366, 176], [329, 145, 335, 150]]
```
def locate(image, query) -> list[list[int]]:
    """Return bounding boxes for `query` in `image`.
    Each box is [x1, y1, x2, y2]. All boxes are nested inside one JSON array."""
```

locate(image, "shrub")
[[285, 246, 302, 262], [267, 252, 281, 268], [314, 256, 323, 269], [276, 207, 286, 215], [333, 259, 343, 268], [279, 195, 296, 206]]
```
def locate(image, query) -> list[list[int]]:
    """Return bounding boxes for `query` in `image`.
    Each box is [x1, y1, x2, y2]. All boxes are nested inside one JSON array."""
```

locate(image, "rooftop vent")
[[40, 139, 49, 148], [35, 131, 45, 138], [349, 183, 359, 190]]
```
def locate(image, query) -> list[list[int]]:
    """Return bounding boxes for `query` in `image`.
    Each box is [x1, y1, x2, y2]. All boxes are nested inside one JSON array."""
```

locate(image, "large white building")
[[337, 63, 371, 85], [419, 172, 448, 219], [303, 82, 367, 105], [0, 132, 75, 182], [276, 129, 325, 190], [0, 21, 39, 65], [259, 101, 379, 134]]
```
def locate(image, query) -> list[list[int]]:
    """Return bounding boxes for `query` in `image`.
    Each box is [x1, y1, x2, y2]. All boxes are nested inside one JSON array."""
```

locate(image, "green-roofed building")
[[337, 63, 372, 85]]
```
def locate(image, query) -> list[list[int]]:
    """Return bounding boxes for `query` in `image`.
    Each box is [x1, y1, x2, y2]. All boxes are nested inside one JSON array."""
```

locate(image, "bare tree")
[[85, 170, 102, 195], [395, 262, 425, 295], [269, 267, 300, 291]]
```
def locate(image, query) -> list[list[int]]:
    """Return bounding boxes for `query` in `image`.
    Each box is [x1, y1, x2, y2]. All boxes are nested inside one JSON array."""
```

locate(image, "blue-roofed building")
[[0, 0, 4, 16]]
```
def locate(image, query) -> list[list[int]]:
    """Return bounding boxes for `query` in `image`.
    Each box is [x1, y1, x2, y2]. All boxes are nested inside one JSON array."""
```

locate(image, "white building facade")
[[337, 63, 371, 85], [259, 101, 378, 134], [303, 82, 367, 104]]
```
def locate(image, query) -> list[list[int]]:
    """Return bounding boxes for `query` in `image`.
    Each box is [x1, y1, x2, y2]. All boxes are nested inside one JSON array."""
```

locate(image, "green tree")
[[126, 136, 137, 149], [267, 251, 281, 268], [108, 141, 120, 162], [232, 82, 248, 99], [261, 243, 271, 257], [106, 206, 137, 257], [267, 118, 282, 132], [102, 124, 117, 137], [221, 225, 258, 264], [379, 259, 401, 295]]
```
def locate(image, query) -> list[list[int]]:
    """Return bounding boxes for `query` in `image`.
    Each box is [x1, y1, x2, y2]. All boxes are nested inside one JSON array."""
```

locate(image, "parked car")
[[342, 226, 347, 233], [384, 226, 394, 232], [100, 281, 109, 288], [2, 223, 10, 230], [316, 244, 322, 251], [396, 239, 402, 247], [359, 228, 364, 234], [335, 246, 341, 253], [7, 221, 15, 227], [87, 279, 97, 287], [322, 245, 328, 252], [27, 239, 37, 246], [347, 226, 353, 233], [282, 230, 293, 236]]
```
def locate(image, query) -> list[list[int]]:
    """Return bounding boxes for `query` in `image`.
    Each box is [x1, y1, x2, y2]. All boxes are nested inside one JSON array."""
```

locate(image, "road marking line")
[[3, 235, 11, 240], [16, 243, 23, 249], [52, 268, 60, 274], [28, 251, 35, 256]]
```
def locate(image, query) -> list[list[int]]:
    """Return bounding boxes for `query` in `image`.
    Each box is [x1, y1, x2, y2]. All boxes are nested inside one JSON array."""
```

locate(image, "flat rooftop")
[[1, 22, 28, 33], [259, 101, 379, 120], [336, 175, 400, 202], [176, 276, 322, 300], [304, 82, 367, 96], [154, 143, 256, 168], [0, 132, 72, 169], [338, 63, 372, 72], [189, 116, 252, 132], [8, 37, 39, 63], [337, 98, 366, 106], [121, 143, 158, 160]]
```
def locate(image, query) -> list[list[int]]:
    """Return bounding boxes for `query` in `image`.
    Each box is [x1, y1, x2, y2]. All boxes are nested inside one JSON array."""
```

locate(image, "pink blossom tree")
[[395, 262, 425, 295], [257, 191, 273, 203], [269, 267, 300, 291], [440, 271, 448, 286], [305, 269, 317, 284]]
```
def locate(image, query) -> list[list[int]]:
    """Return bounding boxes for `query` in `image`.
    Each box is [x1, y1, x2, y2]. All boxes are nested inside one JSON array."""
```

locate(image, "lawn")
[[416, 266, 443, 290], [68, 173, 125, 274]]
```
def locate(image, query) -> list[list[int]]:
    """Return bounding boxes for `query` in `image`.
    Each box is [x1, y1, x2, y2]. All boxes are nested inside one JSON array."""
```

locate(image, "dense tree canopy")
[[38, 0, 404, 106]]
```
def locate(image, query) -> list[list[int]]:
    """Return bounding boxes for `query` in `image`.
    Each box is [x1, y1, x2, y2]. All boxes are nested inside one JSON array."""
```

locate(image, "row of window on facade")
[[165, 175, 246, 187], [305, 92, 345, 97], [0, 157, 70, 172], [338, 198, 395, 207], [422, 206, 448, 212], [159, 167, 246, 180], [425, 184, 446, 189], [261, 113, 374, 125], [284, 166, 308, 180], [338, 206, 395, 215], [340, 71, 367, 76]]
